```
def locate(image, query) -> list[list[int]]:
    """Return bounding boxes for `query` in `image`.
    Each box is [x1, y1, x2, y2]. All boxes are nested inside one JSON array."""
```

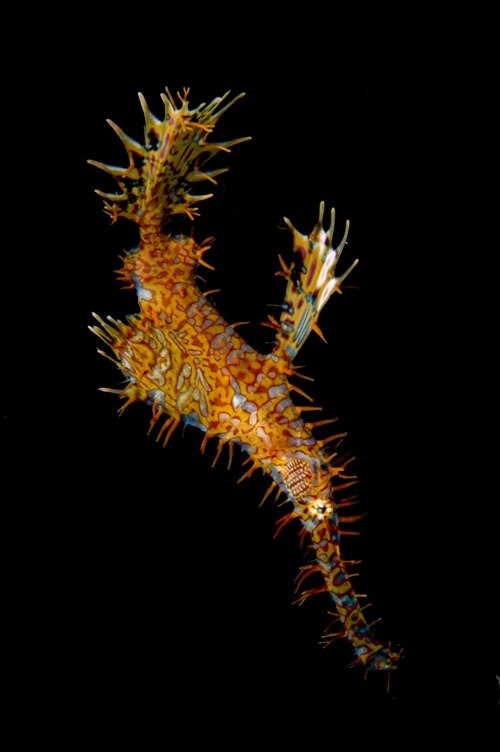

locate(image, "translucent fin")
[[274, 202, 357, 362], [88, 88, 251, 225]]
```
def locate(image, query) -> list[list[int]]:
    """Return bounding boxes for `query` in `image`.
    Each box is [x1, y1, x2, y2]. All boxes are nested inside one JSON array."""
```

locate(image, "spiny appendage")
[[297, 519, 401, 673], [276, 458, 400, 673], [271, 202, 358, 362], [88, 311, 178, 417], [87, 87, 251, 225]]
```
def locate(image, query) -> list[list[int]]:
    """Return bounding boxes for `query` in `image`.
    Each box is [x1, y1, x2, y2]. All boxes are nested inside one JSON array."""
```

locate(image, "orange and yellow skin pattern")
[[89, 87, 400, 673]]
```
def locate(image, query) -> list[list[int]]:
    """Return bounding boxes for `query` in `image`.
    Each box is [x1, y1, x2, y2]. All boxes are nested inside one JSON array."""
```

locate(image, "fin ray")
[[273, 202, 357, 362]]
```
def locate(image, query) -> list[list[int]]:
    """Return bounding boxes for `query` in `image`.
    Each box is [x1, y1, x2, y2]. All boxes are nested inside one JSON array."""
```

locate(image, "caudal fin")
[[273, 202, 357, 362], [88, 87, 250, 225]]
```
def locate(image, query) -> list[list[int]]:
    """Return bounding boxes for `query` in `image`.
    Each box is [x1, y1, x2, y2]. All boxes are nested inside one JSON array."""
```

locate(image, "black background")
[[3, 25, 497, 733]]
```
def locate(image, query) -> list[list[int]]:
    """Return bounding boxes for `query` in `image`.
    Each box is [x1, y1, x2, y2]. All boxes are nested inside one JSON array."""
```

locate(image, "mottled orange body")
[[89, 86, 400, 675]]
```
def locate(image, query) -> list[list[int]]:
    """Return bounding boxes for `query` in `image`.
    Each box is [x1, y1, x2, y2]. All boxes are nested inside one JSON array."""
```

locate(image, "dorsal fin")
[[88, 87, 251, 225]]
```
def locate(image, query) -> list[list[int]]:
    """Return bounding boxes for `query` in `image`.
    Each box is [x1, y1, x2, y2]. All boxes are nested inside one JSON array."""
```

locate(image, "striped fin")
[[273, 202, 357, 362]]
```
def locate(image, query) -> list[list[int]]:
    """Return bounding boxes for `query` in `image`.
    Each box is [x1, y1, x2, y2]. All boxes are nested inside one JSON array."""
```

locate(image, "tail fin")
[[273, 202, 357, 362], [88, 87, 251, 225]]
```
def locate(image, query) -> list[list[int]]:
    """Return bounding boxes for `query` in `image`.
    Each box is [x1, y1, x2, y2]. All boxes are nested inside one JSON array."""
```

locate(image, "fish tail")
[[295, 510, 400, 672]]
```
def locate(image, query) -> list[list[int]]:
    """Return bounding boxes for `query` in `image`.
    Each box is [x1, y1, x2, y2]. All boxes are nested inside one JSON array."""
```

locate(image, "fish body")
[[89, 87, 400, 673]]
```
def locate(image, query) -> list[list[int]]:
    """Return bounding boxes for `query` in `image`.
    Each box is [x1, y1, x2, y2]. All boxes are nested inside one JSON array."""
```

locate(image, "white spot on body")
[[195, 368, 210, 391], [269, 384, 288, 399], [199, 390, 208, 417], [132, 272, 153, 301], [168, 332, 187, 352], [276, 398, 293, 413], [232, 393, 246, 410]]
